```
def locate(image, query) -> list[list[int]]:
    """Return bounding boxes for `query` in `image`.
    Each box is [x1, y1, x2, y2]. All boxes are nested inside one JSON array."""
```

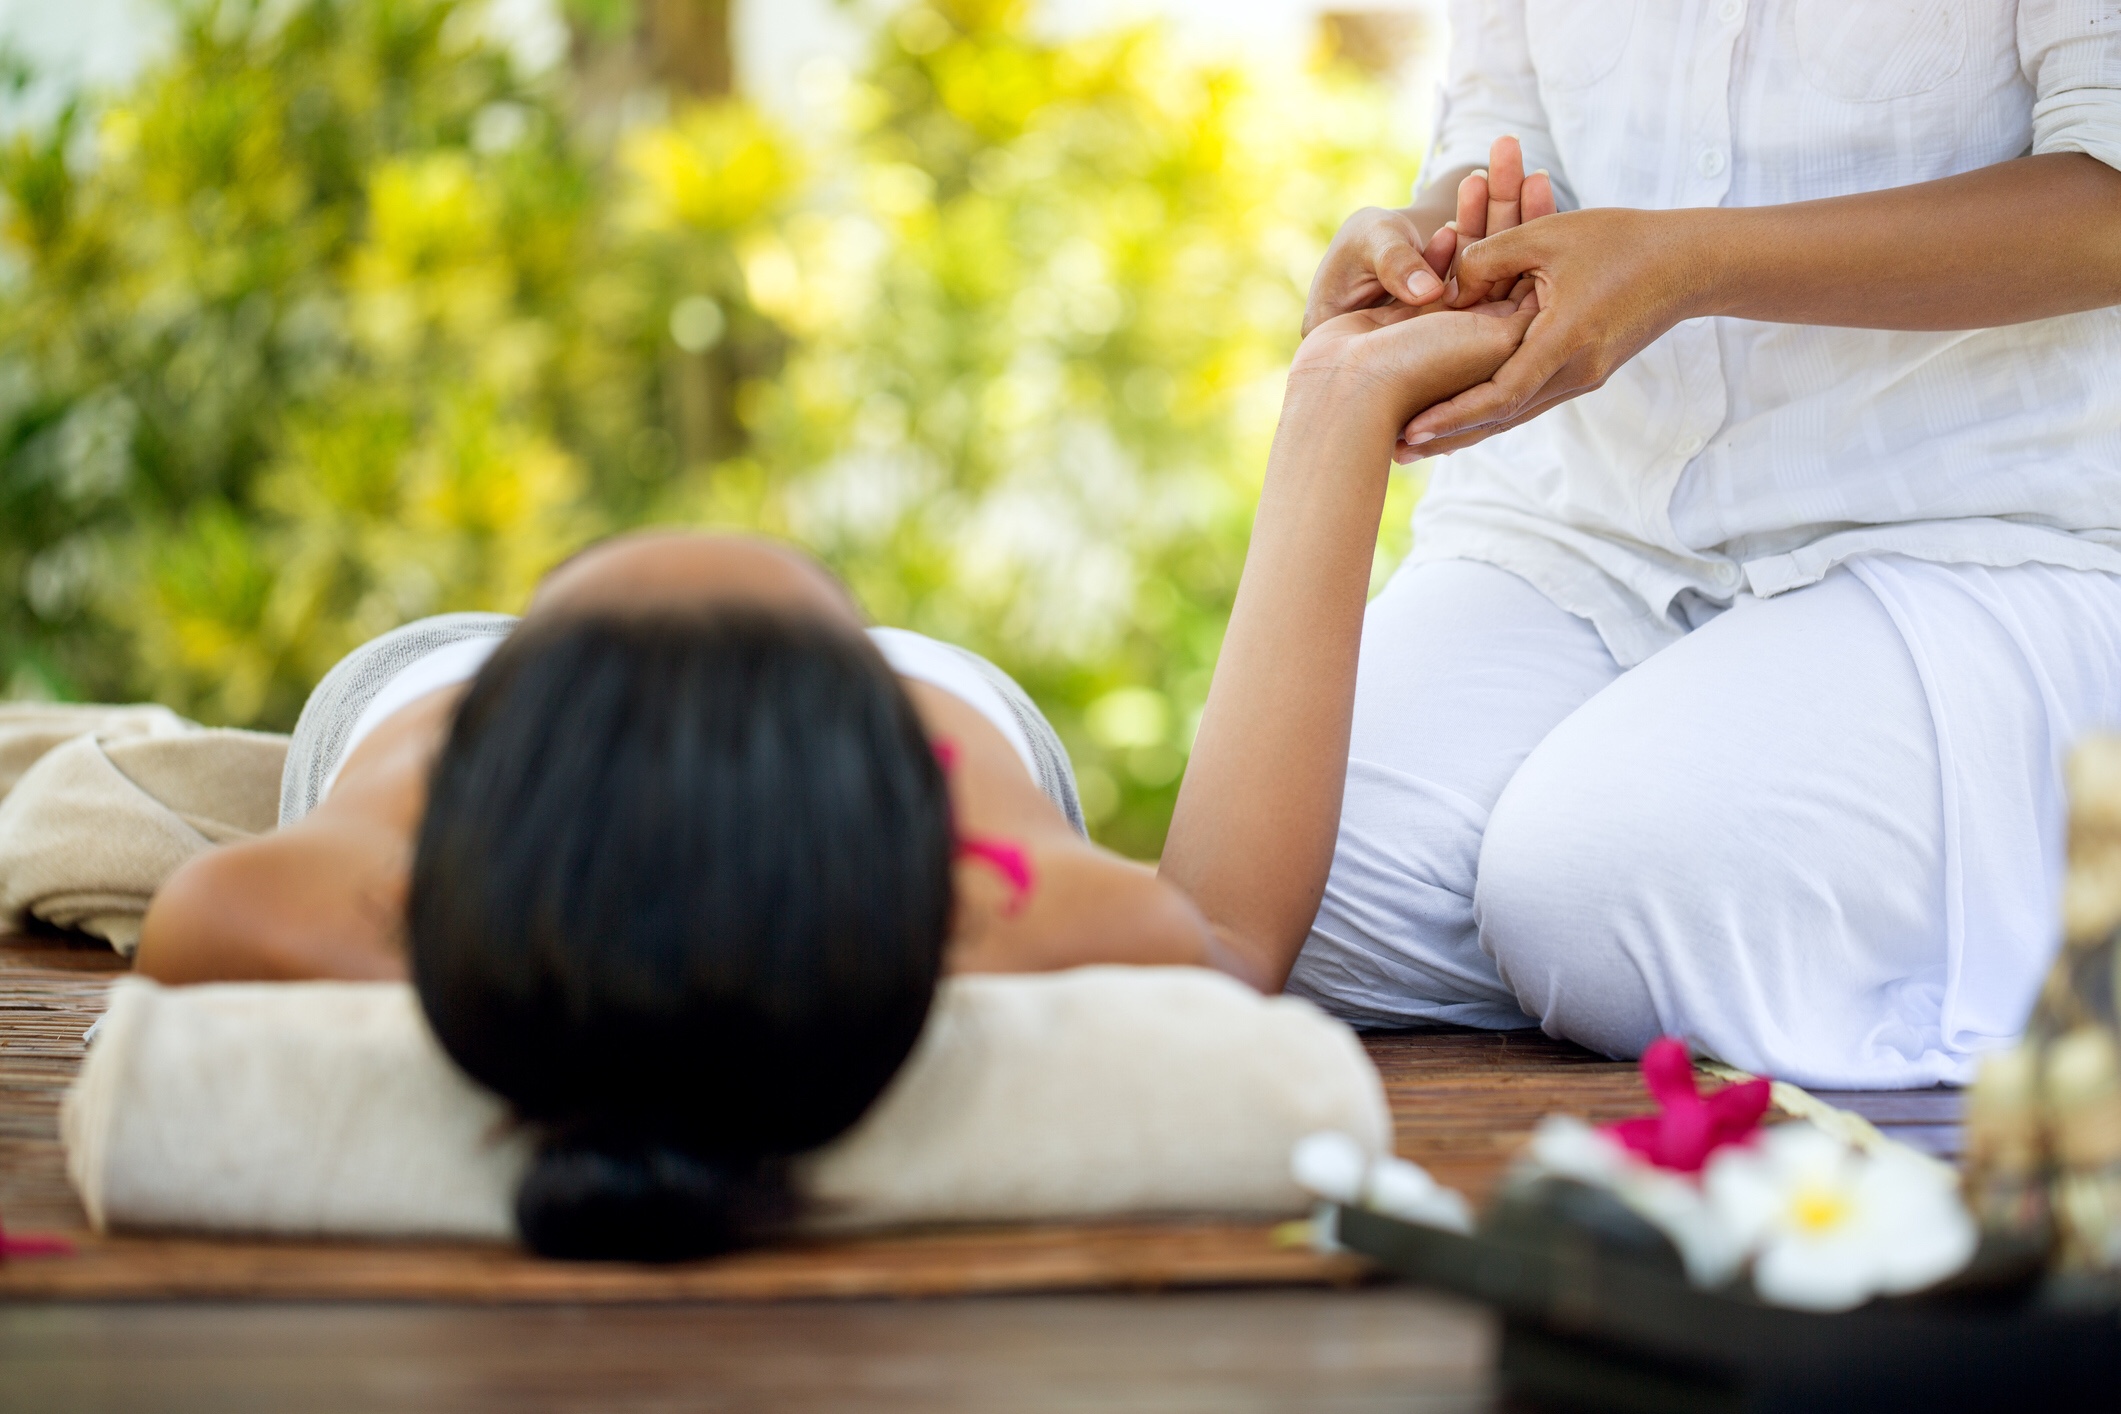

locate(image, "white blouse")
[[1410, 0, 2121, 665]]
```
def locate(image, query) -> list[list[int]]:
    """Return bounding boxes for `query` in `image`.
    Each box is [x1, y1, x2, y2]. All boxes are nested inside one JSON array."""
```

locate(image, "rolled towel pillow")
[[64, 967, 1390, 1240], [65, 977, 525, 1238]]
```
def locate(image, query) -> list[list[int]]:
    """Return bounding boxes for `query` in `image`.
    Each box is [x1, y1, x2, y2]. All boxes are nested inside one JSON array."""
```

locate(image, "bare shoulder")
[[133, 686, 464, 985], [897, 678, 1076, 842], [900, 679, 1257, 988]]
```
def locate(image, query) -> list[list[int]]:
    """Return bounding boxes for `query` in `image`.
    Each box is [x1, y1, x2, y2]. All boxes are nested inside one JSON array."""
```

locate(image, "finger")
[[1418, 367, 1576, 452], [1395, 301, 1540, 445], [1401, 322, 1571, 444], [1485, 136, 1524, 238], [1523, 169, 1557, 222], [1448, 240, 1504, 307], [1365, 220, 1446, 307], [1421, 224, 1457, 283], [1456, 171, 1488, 242], [1417, 378, 1581, 455], [1305, 209, 1432, 332], [1450, 224, 1541, 307]]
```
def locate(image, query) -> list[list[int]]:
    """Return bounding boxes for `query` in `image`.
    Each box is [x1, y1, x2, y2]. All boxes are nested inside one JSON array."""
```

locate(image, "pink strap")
[[955, 836, 1035, 916], [931, 738, 1037, 915]]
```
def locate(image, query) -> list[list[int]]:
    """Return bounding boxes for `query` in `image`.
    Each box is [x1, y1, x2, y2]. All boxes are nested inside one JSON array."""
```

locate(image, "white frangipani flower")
[[1290, 1131, 1473, 1235], [1365, 1155, 1474, 1234], [1703, 1122, 1977, 1312], [1291, 1130, 1367, 1205]]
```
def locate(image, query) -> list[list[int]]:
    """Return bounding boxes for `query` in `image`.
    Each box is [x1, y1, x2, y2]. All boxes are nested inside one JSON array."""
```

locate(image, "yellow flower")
[[619, 103, 795, 236]]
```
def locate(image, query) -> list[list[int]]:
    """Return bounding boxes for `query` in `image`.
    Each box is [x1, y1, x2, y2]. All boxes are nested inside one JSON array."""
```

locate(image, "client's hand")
[[1400, 207, 1696, 454], [1292, 290, 1540, 461], [1302, 136, 1556, 336], [1437, 136, 1556, 307]]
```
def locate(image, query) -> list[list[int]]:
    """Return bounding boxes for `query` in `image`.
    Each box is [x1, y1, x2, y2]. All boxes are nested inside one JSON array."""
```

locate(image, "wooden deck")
[[0, 929, 1964, 1409]]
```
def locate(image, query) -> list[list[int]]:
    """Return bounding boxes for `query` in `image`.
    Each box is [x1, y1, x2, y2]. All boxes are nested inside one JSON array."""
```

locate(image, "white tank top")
[[320, 625, 1039, 804]]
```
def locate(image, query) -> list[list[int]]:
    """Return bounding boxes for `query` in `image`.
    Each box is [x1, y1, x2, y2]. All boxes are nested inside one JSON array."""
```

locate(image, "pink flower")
[[0, 1209, 74, 1261], [1604, 1037, 1770, 1174]]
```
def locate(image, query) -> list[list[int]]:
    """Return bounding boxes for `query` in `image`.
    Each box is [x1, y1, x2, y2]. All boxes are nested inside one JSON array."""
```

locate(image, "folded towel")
[[0, 714, 287, 953], [0, 703, 196, 798], [64, 968, 1391, 1240]]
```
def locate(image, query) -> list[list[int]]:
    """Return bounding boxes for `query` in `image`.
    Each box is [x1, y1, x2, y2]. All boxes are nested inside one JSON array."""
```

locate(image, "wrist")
[[1283, 347, 1406, 445], [1655, 207, 1748, 322]]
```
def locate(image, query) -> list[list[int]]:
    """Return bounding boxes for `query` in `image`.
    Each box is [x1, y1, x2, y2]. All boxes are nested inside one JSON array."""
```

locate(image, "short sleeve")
[[1425, 0, 1575, 207], [2020, 0, 2121, 172]]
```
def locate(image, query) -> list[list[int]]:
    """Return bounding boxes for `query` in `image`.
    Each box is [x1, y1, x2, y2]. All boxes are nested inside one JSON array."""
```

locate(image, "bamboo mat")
[[0, 931, 1958, 1303]]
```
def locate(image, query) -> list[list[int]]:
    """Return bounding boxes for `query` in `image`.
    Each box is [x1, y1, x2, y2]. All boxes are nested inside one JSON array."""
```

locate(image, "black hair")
[[407, 608, 954, 1262]]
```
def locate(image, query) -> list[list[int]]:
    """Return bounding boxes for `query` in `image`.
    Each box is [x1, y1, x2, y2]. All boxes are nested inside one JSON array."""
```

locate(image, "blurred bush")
[[0, 0, 1417, 854]]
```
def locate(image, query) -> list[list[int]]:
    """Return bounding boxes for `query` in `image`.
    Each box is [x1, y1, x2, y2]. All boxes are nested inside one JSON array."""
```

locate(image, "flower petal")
[[1291, 1131, 1368, 1205], [1366, 1157, 1474, 1234]]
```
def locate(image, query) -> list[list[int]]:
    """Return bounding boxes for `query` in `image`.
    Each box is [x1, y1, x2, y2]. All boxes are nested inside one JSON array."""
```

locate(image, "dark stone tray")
[[1337, 1203, 2121, 1413]]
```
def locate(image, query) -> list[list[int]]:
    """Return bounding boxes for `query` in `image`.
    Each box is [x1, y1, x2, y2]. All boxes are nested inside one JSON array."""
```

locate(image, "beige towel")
[[63, 968, 1392, 1240], [0, 709, 287, 953], [0, 703, 195, 798]]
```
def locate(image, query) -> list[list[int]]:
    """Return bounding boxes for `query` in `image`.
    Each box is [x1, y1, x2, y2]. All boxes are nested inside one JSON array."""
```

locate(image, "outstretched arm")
[[1159, 298, 1536, 989], [1403, 153, 2121, 452]]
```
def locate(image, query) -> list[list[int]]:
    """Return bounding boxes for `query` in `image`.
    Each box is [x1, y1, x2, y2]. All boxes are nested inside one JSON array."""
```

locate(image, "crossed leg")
[[1292, 554, 2121, 1089], [1285, 558, 1621, 1029]]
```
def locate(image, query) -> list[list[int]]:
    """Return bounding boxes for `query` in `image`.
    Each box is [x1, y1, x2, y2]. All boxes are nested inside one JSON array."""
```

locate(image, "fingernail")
[[1532, 168, 1549, 177], [1472, 169, 1488, 179], [1410, 271, 1443, 299], [1405, 431, 1435, 446]]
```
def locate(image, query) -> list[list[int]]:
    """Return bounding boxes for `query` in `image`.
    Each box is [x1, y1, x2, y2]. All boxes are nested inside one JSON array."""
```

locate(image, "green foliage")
[[0, 0, 1416, 854], [0, 0, 636, 723]]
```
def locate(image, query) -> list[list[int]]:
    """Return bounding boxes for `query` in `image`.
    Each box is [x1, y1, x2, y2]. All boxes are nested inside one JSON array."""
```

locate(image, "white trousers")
[[1285, 555, 2121, 1088]]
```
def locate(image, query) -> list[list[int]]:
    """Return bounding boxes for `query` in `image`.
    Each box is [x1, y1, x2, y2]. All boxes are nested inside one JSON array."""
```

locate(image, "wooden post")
[[641, 0, 732, 97]]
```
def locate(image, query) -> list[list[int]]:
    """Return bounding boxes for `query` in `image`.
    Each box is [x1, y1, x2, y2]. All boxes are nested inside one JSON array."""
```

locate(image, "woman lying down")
[[135, 290, 1537, 1260]]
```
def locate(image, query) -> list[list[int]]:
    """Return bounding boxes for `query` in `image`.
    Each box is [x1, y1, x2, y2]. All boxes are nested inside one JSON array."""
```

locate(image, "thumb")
[[1364, 222, 1447, 307], [1450, 225, 1542, 308]]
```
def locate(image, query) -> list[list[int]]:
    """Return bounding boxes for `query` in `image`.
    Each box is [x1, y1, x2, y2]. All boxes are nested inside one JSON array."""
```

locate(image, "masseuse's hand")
[[1302, 136, 1556, 336], [1398, 208, 1695, 454]]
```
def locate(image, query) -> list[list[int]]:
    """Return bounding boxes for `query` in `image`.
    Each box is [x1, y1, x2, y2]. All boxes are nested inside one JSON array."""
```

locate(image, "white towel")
[[63, 967, 1392, 1241]]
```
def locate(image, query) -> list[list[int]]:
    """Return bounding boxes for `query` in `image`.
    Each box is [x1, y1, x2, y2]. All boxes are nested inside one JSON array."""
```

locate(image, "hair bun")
[[516, 1133, 793, 1262]]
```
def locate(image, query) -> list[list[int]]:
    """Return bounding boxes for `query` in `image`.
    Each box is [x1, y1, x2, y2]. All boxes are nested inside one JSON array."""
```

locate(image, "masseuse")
[[1172, 0, 2121, 1089]]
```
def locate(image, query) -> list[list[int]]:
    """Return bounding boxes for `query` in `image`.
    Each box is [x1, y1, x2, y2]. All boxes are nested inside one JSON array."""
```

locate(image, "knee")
[[1474, 761, 1693, 1060], [1286, 760, 1525, 1027]]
